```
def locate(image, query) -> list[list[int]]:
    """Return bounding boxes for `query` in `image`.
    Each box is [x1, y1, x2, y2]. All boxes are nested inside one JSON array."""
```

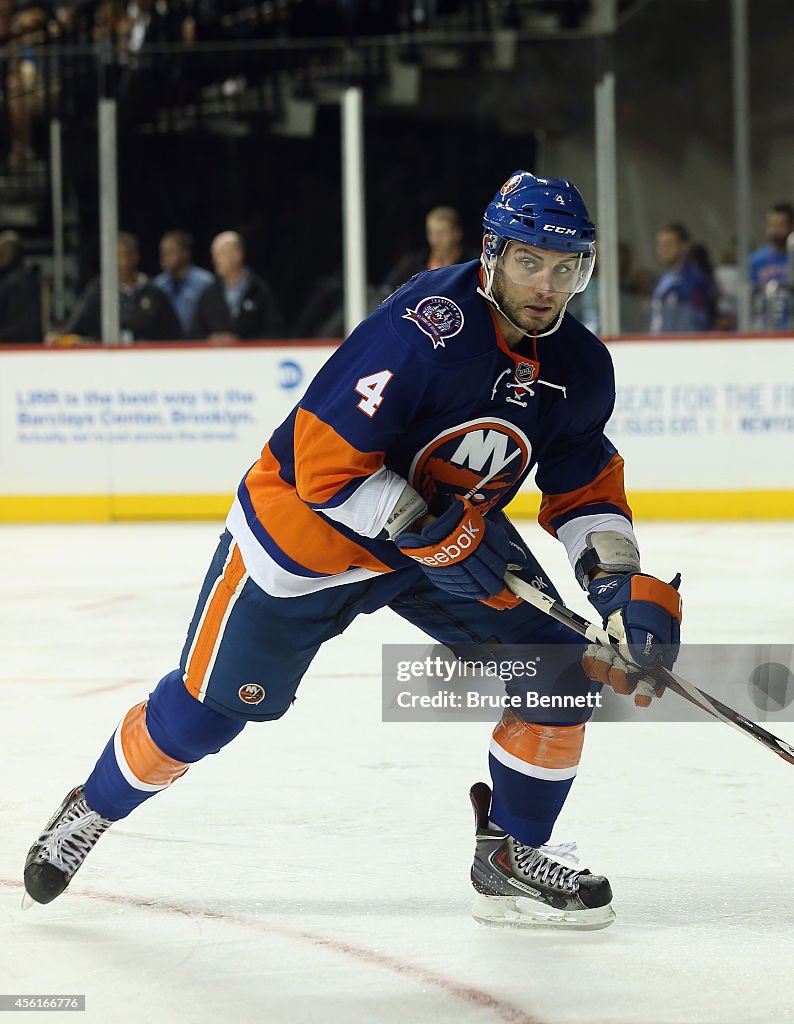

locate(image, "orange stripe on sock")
[[492, 709, 585, 770], [120, 702, 189, 787], [184, 543, 247, 699]]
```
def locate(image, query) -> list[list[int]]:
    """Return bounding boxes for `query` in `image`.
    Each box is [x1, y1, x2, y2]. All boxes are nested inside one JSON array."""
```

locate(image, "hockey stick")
[[504, 571, 794, 768], [462, 448, 522, 502]]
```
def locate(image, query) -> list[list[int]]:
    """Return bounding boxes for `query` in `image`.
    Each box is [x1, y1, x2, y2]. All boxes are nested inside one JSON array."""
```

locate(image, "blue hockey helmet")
[[482, 171, 596, 299], [483, 171, 596, 254], [478, 171, 597, 337]]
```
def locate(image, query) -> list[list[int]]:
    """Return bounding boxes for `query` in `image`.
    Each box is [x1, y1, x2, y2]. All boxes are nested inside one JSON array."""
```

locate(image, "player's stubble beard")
[[492, 262, 563, 337]]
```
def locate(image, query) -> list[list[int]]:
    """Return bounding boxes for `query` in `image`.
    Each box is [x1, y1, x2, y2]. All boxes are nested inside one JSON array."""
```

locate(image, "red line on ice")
[[3, 878, 544, 1024], [73, 678, 149, 697]]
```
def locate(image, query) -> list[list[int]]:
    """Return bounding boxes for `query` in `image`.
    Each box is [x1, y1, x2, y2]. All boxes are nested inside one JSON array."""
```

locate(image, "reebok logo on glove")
[[408, 519, 481, 567], [394, 497, 525, 608]]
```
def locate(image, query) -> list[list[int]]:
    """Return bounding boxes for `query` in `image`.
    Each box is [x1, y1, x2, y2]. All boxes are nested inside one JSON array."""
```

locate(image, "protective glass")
[[498, 240, 595, 295]]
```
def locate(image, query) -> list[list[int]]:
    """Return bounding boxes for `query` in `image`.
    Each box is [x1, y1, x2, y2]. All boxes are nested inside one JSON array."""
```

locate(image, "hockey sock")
[[84, 669, 245, 820], [487, 710, 585, 847]]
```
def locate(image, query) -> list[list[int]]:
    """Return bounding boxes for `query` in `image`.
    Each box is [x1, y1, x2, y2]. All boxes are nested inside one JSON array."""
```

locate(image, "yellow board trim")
[[506, 490, 794, 521], [0, 490, 792, 523], [0, 494, 233, 522]]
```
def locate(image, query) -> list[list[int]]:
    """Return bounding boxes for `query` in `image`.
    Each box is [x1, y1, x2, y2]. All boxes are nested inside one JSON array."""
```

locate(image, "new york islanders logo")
[[500, 174, 522, 196], [239, 683, 266, 705], [409, 417, 532, 512], [402, 296, 464, 349]]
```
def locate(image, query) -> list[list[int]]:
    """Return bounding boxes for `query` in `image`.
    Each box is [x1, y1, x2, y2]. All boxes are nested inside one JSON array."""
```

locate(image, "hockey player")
[[24, 172, 682, 929]]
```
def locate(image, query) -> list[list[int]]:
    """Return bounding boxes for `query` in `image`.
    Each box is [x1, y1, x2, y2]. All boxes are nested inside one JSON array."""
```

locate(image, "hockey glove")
[[585, 573, 682, 707], [395, 498, 524, 610]]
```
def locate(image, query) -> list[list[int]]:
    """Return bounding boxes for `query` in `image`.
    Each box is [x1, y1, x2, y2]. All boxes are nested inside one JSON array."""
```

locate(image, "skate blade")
[[21, 890, 37, 911], [471, 893, 616, 931]]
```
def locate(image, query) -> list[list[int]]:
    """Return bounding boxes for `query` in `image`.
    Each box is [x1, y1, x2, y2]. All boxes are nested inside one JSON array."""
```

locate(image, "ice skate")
[[23, 786, 112, 907], [469, 782, 615, 930]]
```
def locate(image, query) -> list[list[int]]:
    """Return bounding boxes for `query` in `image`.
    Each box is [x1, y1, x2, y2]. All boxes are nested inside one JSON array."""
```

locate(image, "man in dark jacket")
[[189, 231, 285, 341], [0, 231, 42, 344], [65, 232, 182, 342]]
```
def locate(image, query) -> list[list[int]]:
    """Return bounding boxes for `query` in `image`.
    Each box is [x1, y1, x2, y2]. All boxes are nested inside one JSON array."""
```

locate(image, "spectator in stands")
[[381, 205, 475, 293], [62, 231, 182, 342], [649, 223, 713, 333], [6, 5, 50, 169], [687, 242, 718, 327], [749, 201, 794, 331], [0, 230, 42, 344], [749, 201, 794, 290], [189, 231, 284, 342], [155, 230, 213, 336]]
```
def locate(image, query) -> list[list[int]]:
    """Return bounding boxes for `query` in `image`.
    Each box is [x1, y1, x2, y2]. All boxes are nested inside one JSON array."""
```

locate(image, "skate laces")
[[511, 839, 582, 892], [35, 797, 111, 875]]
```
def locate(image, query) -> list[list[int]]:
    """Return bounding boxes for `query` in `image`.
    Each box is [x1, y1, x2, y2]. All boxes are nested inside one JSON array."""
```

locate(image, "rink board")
[[0, 337, 792, 521]]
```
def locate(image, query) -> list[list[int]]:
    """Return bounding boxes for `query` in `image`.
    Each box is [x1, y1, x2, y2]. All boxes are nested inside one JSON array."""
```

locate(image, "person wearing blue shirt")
[[649, 222, 713, 333], [749, 202, 793, 289], [748, 202, 794, 330], [155, 231, 214, 337]]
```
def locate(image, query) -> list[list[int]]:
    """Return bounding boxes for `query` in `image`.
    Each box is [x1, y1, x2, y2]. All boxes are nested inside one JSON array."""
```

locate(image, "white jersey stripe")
[[318, 466, 408, 538], [197, 564, 249, 703], [226, 496, 381, 598]]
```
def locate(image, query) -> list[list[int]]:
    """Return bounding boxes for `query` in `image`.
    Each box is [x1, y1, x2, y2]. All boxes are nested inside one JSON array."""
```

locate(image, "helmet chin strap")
[[478, 254, 571, 340]]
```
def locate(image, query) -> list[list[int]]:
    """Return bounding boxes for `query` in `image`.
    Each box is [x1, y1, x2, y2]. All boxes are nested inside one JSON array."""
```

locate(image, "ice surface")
[[2, 520, 793, 1024]]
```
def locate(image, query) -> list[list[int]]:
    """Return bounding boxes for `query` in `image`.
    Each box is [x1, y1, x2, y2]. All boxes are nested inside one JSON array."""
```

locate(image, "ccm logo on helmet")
[[409, 520, 481, 567], [542, 224, 578, 235]]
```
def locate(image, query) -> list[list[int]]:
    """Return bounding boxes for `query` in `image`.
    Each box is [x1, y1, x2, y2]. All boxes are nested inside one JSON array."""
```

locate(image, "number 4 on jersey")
[[355, 370, 393, 418]]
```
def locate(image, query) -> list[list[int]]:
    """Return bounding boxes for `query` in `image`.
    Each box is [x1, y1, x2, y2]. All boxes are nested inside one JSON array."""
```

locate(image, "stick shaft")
[[462, 448, 522, 501]]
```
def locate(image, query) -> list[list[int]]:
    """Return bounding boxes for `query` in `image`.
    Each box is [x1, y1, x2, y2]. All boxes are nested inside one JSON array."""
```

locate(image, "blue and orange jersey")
[[226, 261, 635, 597]]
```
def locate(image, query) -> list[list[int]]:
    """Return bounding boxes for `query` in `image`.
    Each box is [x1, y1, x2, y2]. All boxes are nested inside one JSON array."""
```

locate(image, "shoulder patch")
[[402, 295, 464, 349]]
